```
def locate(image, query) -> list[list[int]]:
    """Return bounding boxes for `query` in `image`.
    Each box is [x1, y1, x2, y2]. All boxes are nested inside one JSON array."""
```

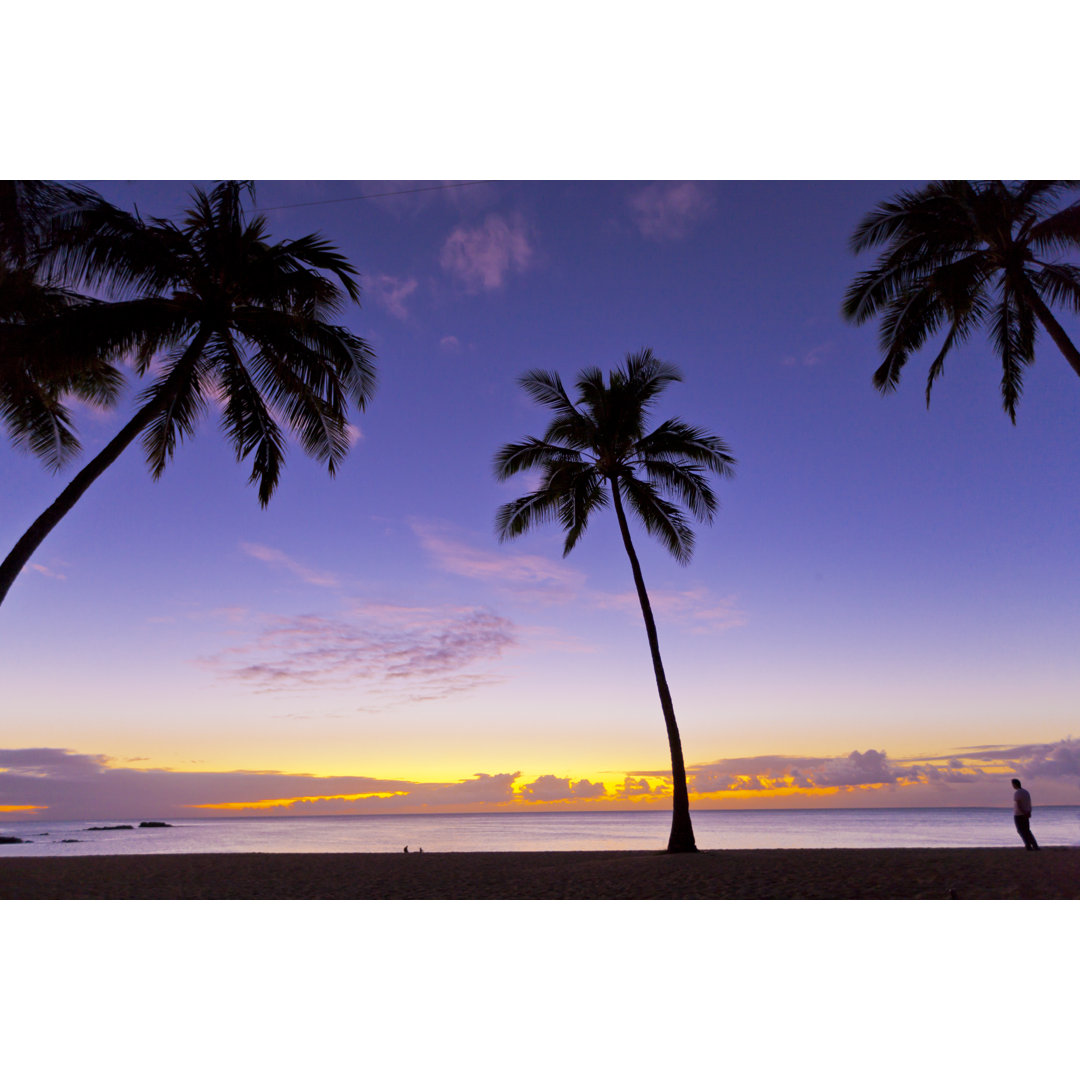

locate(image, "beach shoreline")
[[2, 847, 1078, 899]]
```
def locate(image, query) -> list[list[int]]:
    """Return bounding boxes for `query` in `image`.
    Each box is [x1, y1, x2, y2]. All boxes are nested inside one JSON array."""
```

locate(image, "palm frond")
[[214, 334, 287, 505], [989, 287, 1031, 423], [139, 343, 213, 477], [618, 475, 695, 564], [519, 368, 578, 416], [0, 360, 81, 469], [641, 459, 719, 522], [495, 486, 565, 542], [847, 180, 1080, 415], [633, 418, 736, 476], [275, 233, 362, 305], [1031, 263, 1080, 313], [554, 464, 608, 555], [494, 437, 581, 480], [0, 180, 100, 267]]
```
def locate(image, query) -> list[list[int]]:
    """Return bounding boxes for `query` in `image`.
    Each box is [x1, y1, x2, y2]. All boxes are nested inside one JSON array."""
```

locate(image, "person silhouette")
[[1011, 778, 1039, 850]]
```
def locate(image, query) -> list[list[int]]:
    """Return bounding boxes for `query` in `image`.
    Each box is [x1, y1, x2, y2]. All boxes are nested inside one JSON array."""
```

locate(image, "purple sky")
[[3, 180, 1079, 819]]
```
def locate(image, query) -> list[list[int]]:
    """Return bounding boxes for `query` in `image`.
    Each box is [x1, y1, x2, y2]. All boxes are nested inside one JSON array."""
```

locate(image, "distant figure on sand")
[[403, 845, 409, 853], [1012, 779, 1039, 850]]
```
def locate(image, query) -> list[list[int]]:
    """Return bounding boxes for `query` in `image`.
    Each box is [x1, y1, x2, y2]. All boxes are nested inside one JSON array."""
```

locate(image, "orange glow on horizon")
[[187, 791, 410, 811], [0, 805, 46, 814]]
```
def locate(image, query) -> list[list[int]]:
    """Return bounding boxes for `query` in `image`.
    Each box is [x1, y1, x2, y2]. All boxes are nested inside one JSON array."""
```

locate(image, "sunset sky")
[[3, 179, 1079, 820]]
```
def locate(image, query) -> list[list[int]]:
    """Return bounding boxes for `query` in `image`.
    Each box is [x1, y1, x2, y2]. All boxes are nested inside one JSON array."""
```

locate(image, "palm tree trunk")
[[1026, 289, 1080, 380], [0, 398, 159, 607], [0, 334, 208, 609], [609, 478, 697, 853]]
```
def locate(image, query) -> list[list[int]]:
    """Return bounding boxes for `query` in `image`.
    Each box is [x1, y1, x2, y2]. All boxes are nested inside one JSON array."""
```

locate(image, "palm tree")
[[842, 180, 1080, 420], [1, 181, 126, 469], [0, 181, 376, 607], [494, 349, 735, 853]]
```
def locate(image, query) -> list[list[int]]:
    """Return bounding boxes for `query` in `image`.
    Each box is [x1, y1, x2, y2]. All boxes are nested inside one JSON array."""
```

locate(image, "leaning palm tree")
[[494, 349, 735, 853], [0, 181, 376, 607], [1, 181, 126, 468], [842, 180, 1080, 420]]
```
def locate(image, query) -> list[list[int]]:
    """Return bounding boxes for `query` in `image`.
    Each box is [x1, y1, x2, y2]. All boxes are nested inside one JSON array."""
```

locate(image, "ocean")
[[2, 805, 1080, 856]]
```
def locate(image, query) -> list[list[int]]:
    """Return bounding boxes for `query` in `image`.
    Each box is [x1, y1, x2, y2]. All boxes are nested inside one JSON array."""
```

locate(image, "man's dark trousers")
[[1014, 815, 1039, 850]]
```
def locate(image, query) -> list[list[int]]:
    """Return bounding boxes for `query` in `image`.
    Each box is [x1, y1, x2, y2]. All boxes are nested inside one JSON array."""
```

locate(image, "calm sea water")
[[2, 806, 1080, 856]]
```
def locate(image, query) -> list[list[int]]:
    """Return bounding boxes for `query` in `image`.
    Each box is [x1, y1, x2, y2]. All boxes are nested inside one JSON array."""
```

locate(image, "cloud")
[[593, 586, 747, 633], [690, 750, 925, 794], [943, 740, 1080, 782], [414, 521, 585, 603], [440, 213, 533, 290], [519, 775, 607, 802], [370, 273, 418, 319], [0, 748, 525, 819], [613, 776, 671, 799], [627, 182, 714, 241], [1, 751, 607, 819], [25, 563, 66, 580], [207, 601, 516, 700], [240, 542, 340, 588], [414, 522, 745, 632], [8, 741, 1080, 822], [439, 335, 462, 352], [782, 343, 832, 368]]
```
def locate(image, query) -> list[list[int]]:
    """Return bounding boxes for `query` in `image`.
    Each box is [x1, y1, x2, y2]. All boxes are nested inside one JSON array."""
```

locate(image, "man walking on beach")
[[1011, 778, 1039, 850]]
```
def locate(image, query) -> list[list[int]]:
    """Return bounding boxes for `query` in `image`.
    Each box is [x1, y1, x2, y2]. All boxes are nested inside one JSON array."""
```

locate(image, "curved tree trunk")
[[610, 478, 697, 853], [0, 398, 159, 607], [0, 334, 208, 609], [1026, 289, 1080, 380]]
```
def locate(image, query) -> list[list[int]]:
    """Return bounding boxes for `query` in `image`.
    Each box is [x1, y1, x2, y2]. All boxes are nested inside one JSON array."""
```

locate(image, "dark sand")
[[2, 847, 1078, 899]]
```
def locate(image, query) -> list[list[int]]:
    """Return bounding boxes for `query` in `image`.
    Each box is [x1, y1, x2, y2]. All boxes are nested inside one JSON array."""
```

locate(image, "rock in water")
[[0, 836, 26, 844], [138, 821, 172, 828]]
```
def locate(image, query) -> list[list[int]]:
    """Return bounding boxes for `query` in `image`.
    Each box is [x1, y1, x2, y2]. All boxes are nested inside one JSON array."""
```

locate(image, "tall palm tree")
[[842, 180, 1080, 420], [0, 181, 376, 607], [494, 349, 735, 853], [1, 181, 126, 468]]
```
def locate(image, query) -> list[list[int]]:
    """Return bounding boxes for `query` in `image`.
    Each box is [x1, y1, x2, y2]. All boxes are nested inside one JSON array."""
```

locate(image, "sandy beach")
[[2, 847, 1078, 899]]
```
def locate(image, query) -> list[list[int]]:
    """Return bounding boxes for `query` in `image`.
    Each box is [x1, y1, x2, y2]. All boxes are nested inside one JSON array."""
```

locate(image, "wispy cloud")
[[627, 182, 714, 241], [932, 740, 1080, 780], [593, 586, 746, 633], [440, 213, 533, 291], [782, 343, 832, 368], [25, 562, 67, 581], [414, 521, 745, 631], [206, 601, 516, 701], [414, 521, 585, 603], [240, 542, 340, 588], [369, 273, 419, 319]]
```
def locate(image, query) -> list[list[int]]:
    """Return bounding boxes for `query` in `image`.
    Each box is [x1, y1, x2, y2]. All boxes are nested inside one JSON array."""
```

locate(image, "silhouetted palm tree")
[[1, 181, 125, 468], [0, 181, 376, 607], [494, 349, 735, 852], [843, 180, 1080, 420]]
